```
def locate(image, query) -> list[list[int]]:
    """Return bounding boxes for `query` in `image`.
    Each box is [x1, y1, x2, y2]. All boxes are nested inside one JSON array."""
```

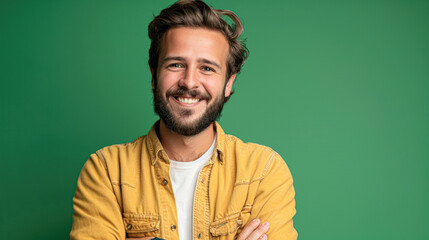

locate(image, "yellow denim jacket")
[[70, 122, 297, 240]]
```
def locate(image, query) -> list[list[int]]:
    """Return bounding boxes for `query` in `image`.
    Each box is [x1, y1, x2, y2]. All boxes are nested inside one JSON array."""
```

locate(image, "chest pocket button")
[[161, 179, 168, 185], [126, 224, 133, 230]]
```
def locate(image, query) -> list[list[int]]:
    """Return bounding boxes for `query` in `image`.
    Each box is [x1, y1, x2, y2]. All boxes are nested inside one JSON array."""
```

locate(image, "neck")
[[158, 120, 216, 162]]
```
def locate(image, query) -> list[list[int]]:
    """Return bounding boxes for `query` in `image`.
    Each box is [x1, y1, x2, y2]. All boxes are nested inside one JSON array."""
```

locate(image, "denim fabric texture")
[[70, 122, 297, 240]]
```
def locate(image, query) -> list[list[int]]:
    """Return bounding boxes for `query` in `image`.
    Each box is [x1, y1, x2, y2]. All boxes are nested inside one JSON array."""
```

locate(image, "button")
[[198, 233, 202, 238], [200, 178, 204, 183], [171, 224, 176, 231], [161, 179, 168, 185], [126, 224, 132, 230]]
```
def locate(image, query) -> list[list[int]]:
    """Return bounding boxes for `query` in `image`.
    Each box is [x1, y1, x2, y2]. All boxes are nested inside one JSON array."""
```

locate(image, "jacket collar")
[[146, 121, 225, 165]]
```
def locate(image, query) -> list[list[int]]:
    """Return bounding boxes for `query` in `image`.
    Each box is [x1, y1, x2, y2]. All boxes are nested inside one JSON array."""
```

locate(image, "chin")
[[166, 115, 213, 136]]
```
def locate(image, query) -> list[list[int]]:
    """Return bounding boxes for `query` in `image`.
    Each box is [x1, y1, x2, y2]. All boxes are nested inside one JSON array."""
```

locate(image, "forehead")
[[159, 27, 229, 66]]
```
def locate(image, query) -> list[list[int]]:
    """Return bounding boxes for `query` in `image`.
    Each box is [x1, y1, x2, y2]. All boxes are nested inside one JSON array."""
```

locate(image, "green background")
[[1, 0, 428, 239]]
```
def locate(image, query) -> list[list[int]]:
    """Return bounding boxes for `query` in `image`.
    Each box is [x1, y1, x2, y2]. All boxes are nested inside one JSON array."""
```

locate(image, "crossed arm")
[[126, 219, 271, 240], [71, 152, 297, 239]]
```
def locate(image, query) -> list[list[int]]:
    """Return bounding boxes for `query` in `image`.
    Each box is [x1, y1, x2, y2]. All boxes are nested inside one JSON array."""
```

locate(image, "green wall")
[[1, 0, 428, 239]]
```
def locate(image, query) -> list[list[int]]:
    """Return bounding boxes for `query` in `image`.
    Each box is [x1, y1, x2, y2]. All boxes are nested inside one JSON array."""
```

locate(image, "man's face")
[[152, 27, 235, 136]]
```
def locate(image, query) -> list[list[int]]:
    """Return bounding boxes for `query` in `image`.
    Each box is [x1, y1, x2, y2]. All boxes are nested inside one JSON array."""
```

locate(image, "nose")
[[178, 67, 199, 89]]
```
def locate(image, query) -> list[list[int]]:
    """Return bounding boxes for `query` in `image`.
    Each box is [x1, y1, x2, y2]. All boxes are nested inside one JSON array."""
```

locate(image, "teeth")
[[177, 97, 200, 104]]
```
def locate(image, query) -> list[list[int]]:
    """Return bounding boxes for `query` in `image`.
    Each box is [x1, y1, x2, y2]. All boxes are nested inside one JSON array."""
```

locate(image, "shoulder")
[[223, 133, 282, 161], [92, 135, 147, 168], [216, 123, 279, 162], [222, 133, 288, 180]]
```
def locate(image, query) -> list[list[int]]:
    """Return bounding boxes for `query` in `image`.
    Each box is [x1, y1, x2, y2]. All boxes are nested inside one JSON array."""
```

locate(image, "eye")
[[201, 66, 214, 72], [167, 63, 184, 70]]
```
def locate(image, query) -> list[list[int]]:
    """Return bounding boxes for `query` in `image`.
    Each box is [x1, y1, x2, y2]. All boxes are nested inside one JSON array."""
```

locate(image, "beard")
[[153, 86, 226, 136]]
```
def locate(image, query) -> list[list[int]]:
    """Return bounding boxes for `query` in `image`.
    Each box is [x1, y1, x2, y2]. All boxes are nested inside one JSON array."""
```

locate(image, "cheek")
[[157, 71, 177, 91], [202, 79, 225, 97]]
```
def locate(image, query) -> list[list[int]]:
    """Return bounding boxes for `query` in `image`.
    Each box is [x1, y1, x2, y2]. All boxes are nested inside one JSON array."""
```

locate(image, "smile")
[[176, 97, 200, 104]]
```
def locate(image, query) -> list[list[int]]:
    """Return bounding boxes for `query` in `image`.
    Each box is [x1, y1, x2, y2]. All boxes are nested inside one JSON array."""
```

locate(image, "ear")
[[224, 73, 236, 97], [150, 67, 155, 89]]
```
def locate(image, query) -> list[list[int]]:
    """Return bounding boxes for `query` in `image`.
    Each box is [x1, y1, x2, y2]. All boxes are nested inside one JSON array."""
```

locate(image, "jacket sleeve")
[[250, 152, 298, 239], [70, 153, 125, 240]]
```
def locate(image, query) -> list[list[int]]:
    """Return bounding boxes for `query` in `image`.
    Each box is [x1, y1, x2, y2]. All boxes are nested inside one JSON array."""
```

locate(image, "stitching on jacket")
[[234, 177, 262, 186], [211, 212, 240, 225], [123, 212, 159, 219], [203, 164, 212, 237], [123, 215, 160, 233], [241, 205, 252, 212], [211, 222, 241, 236], [261, 151, 276, 179], [210, 212, 242, 236], [112, 181, 136, 189]]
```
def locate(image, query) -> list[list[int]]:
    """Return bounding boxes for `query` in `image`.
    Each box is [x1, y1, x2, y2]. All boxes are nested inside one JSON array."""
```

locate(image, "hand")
[[237, 219, 270, 240]]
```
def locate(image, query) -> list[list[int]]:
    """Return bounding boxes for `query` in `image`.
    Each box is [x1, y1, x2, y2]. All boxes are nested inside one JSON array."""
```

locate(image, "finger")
[[236, 219, 260, 240], [258, 234, 267, 240], [246, 221, 270, 240]]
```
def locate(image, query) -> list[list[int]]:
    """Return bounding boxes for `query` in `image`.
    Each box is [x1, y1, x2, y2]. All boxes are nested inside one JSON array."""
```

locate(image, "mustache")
[[166, 88, 211, 100]]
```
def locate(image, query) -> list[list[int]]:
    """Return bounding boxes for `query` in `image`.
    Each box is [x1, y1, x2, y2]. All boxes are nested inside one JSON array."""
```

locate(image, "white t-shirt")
[[169, 136, 216, 240]]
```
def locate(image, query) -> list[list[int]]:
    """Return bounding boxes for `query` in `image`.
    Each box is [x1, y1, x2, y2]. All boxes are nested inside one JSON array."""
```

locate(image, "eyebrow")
[[162, 56, 185, 63], [162, 56, 222, 70]]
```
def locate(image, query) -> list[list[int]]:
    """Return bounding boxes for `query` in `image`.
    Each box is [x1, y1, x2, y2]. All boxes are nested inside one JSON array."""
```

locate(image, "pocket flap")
[[123, 213, 160, 234], [210, 212, 243, 236]]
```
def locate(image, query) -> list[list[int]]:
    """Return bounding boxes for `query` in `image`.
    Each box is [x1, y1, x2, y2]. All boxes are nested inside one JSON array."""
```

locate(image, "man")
[[70, 1, 297, 239]]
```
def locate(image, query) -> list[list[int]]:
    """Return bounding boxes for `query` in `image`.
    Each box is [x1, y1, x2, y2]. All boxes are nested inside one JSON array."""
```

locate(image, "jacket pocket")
[[210, 212, 243, 239], [123, 213, 160, 238]]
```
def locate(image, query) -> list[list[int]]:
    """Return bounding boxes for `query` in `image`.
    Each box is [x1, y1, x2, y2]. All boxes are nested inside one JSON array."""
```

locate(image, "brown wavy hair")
[[148, 0, 249, 101]]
